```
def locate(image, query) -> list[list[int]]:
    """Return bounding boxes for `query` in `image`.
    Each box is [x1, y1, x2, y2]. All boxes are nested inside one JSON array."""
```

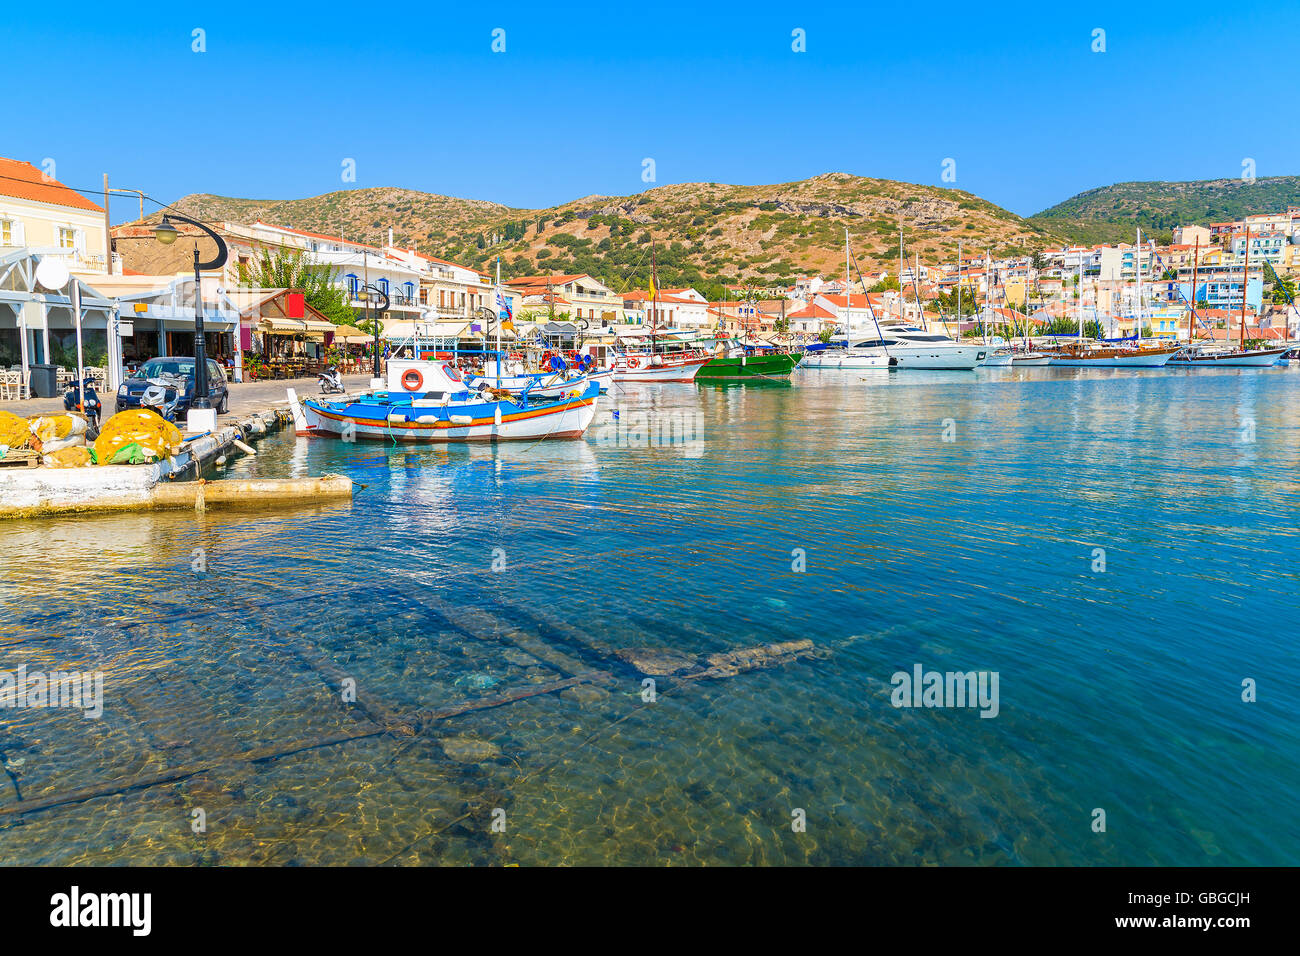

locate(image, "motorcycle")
[[62, 377, 103, 431], [317, 367, 346, 394]]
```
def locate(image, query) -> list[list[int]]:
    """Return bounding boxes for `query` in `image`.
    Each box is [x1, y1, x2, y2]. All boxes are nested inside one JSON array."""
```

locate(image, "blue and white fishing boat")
[[287, 359, 599, 443]]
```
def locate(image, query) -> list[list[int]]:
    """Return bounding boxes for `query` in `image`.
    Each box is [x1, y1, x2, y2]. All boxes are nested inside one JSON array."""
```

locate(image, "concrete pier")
[[0, 386, 358, 519]]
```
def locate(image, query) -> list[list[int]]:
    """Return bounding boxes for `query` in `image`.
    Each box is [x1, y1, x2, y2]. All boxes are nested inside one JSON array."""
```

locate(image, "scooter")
[[62, 377, 103, 431], [317, 367, 346, 395]]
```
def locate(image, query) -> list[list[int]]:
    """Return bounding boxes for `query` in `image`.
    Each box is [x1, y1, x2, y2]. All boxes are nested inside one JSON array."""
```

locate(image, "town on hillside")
[[2, 153, 1298, 392]]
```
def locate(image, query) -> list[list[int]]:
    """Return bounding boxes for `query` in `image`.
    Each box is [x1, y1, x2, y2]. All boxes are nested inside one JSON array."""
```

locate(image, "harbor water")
[[1, 366, 1297, 865]]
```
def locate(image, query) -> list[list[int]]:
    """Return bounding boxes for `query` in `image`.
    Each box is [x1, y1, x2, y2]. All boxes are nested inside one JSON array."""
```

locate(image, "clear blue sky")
[[7, 1, 1290, 225]]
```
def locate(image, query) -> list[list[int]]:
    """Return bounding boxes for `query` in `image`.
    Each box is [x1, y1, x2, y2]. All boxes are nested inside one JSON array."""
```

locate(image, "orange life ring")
[[401, 368, 423, 391], [628, 356, 641, 369]]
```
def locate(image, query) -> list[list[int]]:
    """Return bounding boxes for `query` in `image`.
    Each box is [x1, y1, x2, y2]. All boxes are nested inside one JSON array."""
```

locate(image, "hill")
[[1029, 176, 1300, 245], [166, 174, 1066, 296]]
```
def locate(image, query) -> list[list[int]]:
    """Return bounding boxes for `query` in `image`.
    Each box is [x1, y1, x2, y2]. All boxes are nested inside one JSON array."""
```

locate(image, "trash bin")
[[28, 364, 58, 399]]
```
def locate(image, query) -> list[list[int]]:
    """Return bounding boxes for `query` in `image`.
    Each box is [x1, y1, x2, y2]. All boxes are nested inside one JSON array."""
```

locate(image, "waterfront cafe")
[[0, 249, 126, 398], [228, 288, 336, 380]]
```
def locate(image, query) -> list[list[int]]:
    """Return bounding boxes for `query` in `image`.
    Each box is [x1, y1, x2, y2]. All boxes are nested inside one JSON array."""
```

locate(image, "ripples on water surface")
[[1, 367, 1297, 865]]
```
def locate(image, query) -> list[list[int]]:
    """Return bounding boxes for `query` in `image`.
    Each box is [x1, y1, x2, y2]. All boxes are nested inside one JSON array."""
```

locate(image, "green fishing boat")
[[696, 346, 803, 381]]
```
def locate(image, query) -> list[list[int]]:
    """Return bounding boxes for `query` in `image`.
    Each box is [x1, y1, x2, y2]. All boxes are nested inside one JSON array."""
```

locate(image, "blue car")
[[116, 356, 230, 421]]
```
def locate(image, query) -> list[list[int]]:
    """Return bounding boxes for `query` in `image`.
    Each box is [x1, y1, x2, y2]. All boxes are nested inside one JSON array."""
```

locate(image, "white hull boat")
[[1167, 346, 1288, 367], [802, 326, 986, 371], [611, 352, 710, 382], [798, 349, 892, 370], [288, 360, 599, 443]]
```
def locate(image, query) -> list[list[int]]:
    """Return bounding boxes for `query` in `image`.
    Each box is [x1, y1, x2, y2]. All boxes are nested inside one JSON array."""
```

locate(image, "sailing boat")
[[835, 230, 987, 370], [1168, 228, 1287, 367], [611, 242, 711, 382], [980, 253, 1014, 366], [799, 230, 892, 369], [1047, 234, 1181, 367], [1011, 257, 1051, 365]]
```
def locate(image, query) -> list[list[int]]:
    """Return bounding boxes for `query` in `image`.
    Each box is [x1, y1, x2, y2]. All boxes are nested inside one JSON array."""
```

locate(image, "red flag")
[[285, 292, 305, 318]]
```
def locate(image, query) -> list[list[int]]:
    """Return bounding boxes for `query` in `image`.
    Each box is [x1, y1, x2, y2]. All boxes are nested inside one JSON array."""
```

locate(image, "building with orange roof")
[[504, 273, 623, 324], [0, 156, 109, 276]]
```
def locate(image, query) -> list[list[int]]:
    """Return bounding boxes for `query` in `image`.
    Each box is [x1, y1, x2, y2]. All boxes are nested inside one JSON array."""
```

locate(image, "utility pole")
[[103, 174, 113, 275]]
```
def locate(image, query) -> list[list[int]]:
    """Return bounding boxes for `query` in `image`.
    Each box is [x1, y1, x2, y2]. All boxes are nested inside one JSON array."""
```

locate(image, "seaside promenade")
[[2, 373, 373, 420]]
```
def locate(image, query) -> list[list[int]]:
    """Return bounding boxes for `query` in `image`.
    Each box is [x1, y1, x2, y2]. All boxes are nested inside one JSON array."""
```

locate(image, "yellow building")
[[0, 156, 109, 275]]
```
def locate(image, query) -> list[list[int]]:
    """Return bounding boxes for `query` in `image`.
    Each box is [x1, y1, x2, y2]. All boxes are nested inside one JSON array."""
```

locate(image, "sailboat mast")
[[1189, 236, 1200, 343], [845, 228, 851, 336], [898, 225, 904, 319], [1136, 227, 1143, 342], [1077, 251, 1083, 341], [983, 253, 990, 344], [651, 239, 658, 352], [495, 255, 502, 383], [1240, 224, 1251, 351], [914, 253, 922, 327], [956, 240, 963, 338]]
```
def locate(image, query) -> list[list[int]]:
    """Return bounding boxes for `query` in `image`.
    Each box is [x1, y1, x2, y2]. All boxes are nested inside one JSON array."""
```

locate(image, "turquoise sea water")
[[1, 366, 1298, 865]]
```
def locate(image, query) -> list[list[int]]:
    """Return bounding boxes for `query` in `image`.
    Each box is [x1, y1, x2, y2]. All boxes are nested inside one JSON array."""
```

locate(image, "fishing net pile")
[[0, 410, 31, 449], [91, 409, 184, 465], [0, 411, 91, 465], [0, 409, 184, 468]]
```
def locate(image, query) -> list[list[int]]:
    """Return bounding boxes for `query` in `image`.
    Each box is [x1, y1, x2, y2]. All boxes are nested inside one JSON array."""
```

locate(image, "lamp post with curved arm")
[[363, 283, 389, 385], [152, 213, 228, 426]]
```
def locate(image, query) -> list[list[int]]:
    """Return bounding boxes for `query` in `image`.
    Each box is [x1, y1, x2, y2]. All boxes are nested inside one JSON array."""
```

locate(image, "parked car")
[[115, 357, 230, 421]]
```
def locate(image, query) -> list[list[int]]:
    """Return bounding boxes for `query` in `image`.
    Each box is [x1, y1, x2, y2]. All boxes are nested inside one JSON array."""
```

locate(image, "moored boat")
[[1010, 352, 1052, 366], [611, 349, 711, 382], [1167, 346, 1288, 367], [697, 342, 802, 380], [288, 359, 598, 442], [1045, 344, 1182, 367]]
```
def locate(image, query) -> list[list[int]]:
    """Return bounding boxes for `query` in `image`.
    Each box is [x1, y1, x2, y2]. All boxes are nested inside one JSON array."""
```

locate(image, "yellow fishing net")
[[43, 446, 94, 468], [29, 414, 86, 443], [93, 409, 185, 465], [0, 410, 32, 448]]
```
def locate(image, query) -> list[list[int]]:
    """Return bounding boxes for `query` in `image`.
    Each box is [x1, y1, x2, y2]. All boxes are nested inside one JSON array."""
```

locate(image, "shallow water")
[[1, 366, 1298, 865]]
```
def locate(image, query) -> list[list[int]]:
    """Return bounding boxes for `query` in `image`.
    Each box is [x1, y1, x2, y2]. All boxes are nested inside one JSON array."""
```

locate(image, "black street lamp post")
[[363, 283, 389, 382], [153, 213, 228, 412]]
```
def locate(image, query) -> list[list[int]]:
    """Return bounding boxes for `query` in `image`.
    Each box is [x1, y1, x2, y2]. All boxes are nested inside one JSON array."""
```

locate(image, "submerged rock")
[[614, 647, 697, 676], [454, 672, 500, 691], [440, 735, 501, 763], [562, 685, 609, 705]]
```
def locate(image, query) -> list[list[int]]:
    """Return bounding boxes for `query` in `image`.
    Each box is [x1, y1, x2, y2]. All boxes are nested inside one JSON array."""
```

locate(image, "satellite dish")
[[35, 258, 71, 291]]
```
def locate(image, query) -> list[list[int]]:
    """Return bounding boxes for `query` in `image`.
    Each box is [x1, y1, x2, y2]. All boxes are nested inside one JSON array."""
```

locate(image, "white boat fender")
[[494, 405, 502, 427], [232, 438, 257, 456], [415, 415, 439, 424], [387, 413, 405, 423], [450, 414, 473, 425]]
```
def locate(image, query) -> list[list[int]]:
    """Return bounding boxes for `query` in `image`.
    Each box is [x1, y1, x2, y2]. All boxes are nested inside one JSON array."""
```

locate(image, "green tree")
[[1270, 275, 1296, 304], [238, 246, 356, 325]]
